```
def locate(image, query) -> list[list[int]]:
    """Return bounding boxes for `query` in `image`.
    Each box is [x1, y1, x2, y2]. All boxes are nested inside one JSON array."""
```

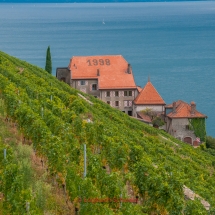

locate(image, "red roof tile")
[[137, 86, 142, 93], [68, 55, 137, 90], [166, 100, 207, 118], [137, 112, 152, 123], [134, 81, 165, 105]]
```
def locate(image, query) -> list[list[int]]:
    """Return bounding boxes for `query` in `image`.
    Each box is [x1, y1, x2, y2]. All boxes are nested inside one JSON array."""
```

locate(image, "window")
[[94, 96, 97, 98], [185, 125, 192, 130], [92, 84, 97, 90], [124, 100, 132, 107], [80, 80, 85, 85], [107, 101, 110, 105], [115, 91, 119, 97], [128, 111, 133, 116], [106, 91, 110, 97], [115, 101, 119, 106], [124, 91, 132, 96]]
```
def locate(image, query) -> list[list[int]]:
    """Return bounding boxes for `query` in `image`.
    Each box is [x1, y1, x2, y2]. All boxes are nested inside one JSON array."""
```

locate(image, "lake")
[[0, 2, 214, 136]]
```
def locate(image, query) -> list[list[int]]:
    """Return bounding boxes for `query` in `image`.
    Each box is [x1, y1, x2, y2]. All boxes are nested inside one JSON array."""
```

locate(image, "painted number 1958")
[[87, 59, 110, 66]]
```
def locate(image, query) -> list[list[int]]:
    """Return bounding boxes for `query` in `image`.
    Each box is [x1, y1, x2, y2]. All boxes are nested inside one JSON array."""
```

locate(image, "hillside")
[[0, 99, 74, 214], [0, 50, 215, 214]]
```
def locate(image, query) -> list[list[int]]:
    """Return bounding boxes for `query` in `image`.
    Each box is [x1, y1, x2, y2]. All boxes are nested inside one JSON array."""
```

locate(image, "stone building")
[[165, 100, 207, 146], [56, 55, 138, 115], [56, 55, 207, 146]]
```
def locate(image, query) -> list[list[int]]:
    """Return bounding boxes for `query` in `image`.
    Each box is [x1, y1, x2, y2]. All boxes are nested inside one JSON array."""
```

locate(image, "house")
[[56, 55, 139, 115], [56, 55, 207, 147], [165, 100, 207, 146], [133, 79, 166, 125], [56, 55, 166, 121]]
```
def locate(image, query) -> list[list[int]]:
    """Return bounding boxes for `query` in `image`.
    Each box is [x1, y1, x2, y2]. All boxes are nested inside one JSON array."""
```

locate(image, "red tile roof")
[[166, 100, 207, 118], [68, 55, 137, 90], [134, 80, 165, 105], [137, 112, 152, 123], [137, 86, 142, 93]]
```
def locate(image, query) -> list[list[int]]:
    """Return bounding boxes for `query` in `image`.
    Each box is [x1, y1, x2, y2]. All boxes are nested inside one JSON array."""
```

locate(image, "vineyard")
[[0, 50, 215, 214]]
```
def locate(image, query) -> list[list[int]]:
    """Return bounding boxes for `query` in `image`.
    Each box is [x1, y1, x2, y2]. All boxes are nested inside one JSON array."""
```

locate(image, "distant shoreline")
[[0, 0, 210, 3]]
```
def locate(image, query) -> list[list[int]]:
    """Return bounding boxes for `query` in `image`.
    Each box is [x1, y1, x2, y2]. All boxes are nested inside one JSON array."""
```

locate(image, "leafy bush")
[[206, 136, 215, 149]]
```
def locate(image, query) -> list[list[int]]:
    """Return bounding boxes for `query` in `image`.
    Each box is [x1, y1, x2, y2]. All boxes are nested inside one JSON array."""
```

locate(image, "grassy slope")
[[0, 51, 215, 214]]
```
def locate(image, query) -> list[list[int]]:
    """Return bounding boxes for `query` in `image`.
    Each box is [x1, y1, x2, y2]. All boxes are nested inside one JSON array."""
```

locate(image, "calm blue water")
[[0, 2, 215, 136]]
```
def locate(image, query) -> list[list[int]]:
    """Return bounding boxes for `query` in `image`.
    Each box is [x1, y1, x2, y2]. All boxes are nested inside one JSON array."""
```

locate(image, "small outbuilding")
[[165, 100, 207, 146]]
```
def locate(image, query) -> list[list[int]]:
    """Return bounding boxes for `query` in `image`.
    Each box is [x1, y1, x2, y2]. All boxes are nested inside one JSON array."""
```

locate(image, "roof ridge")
[[134, 81, 165, 105], [69, 55, 137, 89], [176, 102, 185, 113], [167, 100, 207, 118], [148, 81, 164, 100]]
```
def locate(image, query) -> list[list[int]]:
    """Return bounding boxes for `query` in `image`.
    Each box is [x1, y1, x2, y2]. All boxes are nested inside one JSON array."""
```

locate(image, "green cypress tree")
[[45, 46, 52, 74]]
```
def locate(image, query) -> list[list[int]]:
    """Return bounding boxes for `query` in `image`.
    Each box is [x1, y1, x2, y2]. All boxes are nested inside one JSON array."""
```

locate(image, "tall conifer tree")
[[45, 46, 52, 74]]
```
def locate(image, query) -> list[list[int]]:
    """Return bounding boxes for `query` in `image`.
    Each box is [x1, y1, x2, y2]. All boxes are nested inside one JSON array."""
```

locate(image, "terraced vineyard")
[[0, 51, 215, 214]]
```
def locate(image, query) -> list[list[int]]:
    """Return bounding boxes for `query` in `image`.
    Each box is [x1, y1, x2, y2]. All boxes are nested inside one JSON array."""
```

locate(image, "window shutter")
[[78, 81, 80, 86], [86, 81, 88, 86], [129, 101, 132, 107], [105, 92, 107, 97]]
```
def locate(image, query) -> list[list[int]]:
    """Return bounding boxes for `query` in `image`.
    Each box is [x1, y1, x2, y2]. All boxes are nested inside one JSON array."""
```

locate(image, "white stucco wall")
[[135, 105, 164, 112]]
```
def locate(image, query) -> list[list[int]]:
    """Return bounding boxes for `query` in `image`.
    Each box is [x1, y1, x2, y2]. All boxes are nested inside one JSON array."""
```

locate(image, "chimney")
[[127, 64, 131, 74], [97, 69, 100, 76], [191, 101, 196, 115], [173, 102, 176, 113], [69, 59, 72, 68]]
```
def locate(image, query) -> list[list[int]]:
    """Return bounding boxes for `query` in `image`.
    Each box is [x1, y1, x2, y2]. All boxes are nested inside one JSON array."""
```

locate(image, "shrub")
[[206, 136, 215, 149]]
